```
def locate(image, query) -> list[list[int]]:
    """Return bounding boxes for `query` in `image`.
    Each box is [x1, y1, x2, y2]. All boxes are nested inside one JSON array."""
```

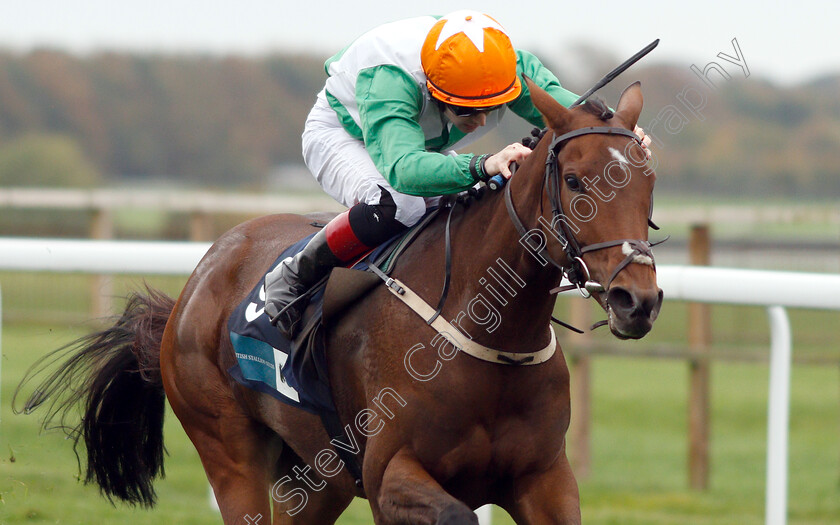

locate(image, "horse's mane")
[[580, 97, 613, 121]]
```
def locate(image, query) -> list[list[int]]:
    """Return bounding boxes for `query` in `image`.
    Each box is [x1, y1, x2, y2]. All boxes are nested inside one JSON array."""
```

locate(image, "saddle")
[[226, 208, 441, 487]]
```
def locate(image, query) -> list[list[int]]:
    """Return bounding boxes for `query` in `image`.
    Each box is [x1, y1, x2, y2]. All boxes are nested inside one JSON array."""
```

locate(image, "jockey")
[[265, 10, 627, 339]]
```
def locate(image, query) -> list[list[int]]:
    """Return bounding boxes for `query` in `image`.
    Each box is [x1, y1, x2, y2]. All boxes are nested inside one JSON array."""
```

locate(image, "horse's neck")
[[442, 168, 563, 352]]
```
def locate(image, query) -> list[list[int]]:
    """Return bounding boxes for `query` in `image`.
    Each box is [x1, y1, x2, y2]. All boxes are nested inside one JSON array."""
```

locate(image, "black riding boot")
[[264, 228, 342, 340], [265, 195, 408, 340]]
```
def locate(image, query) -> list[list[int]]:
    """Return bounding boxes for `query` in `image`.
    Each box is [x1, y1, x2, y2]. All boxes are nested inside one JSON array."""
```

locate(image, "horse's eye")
[[564, 174, 582, 192]]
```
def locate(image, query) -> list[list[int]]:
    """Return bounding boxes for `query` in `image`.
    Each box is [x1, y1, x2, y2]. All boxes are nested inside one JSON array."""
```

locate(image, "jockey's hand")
[[634, 125, 652, 159], [484, 142, 532, 179]]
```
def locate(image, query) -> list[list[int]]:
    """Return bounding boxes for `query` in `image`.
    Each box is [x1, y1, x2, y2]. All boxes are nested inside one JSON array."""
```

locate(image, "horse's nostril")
[[649, 289, 664, 319], [637, 291, 658, 319], [607, 287, 635, 313], [608, 287, 662, 320]]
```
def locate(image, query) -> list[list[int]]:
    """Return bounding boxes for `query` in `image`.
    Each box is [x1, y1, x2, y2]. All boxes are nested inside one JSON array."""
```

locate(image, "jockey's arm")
[[357, 65, 484, 197]]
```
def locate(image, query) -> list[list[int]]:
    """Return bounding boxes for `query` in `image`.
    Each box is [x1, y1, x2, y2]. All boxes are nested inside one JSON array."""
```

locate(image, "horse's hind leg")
[[175, 404, 279, 523], [164, 346, 352, 524], [162, 346, 278, 524], [270, 445, 353, 524], [193, 416, 280, 525]]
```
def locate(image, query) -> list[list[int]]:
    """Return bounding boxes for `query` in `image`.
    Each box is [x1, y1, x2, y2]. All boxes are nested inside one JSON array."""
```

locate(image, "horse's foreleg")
[[502, 449, 581, 525], [372, 448, 477, 525]]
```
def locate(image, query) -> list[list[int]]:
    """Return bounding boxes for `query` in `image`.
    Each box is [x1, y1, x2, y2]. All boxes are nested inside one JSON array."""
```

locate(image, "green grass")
[[1, 324, 220, 525], [580, 360, 840, 524], [0, 324, 372, 524], [2, 320, 839, 524]]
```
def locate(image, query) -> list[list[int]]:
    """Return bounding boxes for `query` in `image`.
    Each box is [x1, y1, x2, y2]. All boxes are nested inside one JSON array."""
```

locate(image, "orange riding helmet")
[[421, 10, 522, 108]]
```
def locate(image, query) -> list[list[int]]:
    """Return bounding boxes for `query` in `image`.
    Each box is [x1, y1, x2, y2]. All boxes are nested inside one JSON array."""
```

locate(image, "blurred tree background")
[[0, 47, 837, 197], [0, 50, 323, 189], [0, 134, 101, 187]]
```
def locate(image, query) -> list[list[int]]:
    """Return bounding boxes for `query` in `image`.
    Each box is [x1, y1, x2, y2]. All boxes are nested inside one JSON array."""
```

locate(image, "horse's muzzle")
[[606, 285, 664, 339]]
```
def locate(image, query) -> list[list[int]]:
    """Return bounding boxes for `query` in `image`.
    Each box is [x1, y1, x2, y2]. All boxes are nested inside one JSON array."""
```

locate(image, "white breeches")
[[301, 91, 436, 227]]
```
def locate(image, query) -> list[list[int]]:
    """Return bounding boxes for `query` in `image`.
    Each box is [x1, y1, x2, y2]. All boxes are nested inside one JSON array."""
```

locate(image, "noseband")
[[505, 126, 657, 298]]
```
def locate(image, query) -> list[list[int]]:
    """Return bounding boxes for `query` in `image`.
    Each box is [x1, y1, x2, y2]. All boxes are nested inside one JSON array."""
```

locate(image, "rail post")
[[190, 210, 214, 241], [688, 224, 712, 490], [569, 298, 593, 479], [476, 505, 492, 524], [89, 206, 114, 319], [765, 306, 791, 525]]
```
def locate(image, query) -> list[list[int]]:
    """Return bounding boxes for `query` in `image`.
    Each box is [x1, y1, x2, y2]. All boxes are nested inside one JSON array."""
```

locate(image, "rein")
[[505, 126, 658, 299]]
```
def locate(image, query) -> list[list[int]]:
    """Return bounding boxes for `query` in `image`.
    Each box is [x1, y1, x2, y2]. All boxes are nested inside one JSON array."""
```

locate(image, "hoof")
[[436, 502, 479, 525]]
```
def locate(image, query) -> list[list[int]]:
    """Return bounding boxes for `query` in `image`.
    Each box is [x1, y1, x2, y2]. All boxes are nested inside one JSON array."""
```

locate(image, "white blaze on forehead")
[[435, 11, 506, 52], [608, 146, 629, 165]]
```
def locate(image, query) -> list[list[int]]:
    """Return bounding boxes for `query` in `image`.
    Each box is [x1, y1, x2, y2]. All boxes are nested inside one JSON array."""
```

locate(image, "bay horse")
[[16, 81, 661, 524]]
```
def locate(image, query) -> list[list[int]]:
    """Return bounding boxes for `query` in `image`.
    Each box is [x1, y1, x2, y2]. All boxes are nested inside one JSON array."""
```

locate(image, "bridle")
[[504, 125, 659, 298]]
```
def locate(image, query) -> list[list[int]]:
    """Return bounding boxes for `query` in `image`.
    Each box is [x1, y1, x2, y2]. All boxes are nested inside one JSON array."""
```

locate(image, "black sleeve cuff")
[[469, 154, 491, 182]]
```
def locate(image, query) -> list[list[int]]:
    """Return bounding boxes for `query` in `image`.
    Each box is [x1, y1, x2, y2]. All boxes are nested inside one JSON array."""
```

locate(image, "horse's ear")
[[525, 77, 571, 131], [614, 81, 643, 130]]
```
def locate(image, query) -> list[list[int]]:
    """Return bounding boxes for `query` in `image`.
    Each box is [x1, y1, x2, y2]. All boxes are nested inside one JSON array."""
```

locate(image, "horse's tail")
[[13, 285, 175, 508]]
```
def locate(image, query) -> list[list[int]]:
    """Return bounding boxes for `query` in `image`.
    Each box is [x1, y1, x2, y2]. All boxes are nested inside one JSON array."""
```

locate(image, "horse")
[[16, 80, 661, 524]]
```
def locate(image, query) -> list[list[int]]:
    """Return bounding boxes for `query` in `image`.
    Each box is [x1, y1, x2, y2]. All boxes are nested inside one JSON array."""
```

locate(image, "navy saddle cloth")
[[226, 233, 395, 414]]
